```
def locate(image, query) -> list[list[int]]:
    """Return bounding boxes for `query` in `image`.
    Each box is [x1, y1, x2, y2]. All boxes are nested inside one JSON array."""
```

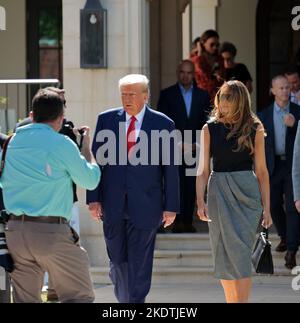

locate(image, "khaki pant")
[[5, 220, 95, 303]]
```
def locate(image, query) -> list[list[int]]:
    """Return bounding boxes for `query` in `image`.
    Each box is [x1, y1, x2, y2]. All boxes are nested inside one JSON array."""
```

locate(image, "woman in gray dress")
[[196, 81, 273, 303]]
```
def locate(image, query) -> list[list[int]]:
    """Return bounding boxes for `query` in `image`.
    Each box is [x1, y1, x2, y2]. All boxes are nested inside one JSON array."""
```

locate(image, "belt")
[[275, 155, 287, 161], [9, 214, 69, 224]]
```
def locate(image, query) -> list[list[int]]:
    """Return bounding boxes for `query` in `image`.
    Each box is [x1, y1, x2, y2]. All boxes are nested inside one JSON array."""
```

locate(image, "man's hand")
[[162, 212, 176, 228], [73, 126, 91, 150], [295, 200, 300, 213], [89, 202, 103, 222], [284, 114, 296, 128], [74, 127, 96, 163]]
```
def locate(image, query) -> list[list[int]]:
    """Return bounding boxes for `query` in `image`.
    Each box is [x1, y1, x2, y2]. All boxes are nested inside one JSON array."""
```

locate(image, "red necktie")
[[127, 116, 137, 155]]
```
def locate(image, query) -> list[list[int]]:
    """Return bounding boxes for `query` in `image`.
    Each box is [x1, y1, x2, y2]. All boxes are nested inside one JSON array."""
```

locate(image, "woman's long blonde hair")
[[211, 81, 260, 155]]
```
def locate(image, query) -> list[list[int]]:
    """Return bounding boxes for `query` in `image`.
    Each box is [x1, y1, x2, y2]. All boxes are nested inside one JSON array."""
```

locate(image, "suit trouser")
[[5, 220, 94, 303], [176, 163, 196, 224], [270, 159, 300, 251], [103, 220, 157, 303]]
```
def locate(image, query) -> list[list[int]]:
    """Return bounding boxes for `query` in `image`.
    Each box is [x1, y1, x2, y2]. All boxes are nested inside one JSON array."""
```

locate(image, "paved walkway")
[[94, 276, 300, 303]]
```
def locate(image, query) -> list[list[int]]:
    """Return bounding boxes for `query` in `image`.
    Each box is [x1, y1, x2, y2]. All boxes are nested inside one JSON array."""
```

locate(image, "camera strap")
[[0, 135, 14, 179]]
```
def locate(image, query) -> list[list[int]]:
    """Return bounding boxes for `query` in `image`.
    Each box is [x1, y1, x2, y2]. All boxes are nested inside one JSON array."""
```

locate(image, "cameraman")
[[16, 88, 81, 233], [15, 88, 83, 301], [0, 89, 100, 303]]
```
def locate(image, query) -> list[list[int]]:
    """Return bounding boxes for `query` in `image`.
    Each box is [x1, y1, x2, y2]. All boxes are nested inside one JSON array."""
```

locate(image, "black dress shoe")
[[183, 223, 197, 233], [157, 226, 166, 234], [275, 239, 287, 253], [172, 222, 185, 233], [285, 251, 297, 270]]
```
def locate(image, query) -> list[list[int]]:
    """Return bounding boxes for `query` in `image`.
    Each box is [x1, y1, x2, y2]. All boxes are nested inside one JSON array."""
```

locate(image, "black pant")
[[176, 163, 196, 224], [270, 159, 300, 251]]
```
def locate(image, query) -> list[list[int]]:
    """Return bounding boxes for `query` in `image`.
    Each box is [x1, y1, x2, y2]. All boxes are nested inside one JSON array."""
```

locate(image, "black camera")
[[78, 129, 85, 135], [60, 120, 77, 144]]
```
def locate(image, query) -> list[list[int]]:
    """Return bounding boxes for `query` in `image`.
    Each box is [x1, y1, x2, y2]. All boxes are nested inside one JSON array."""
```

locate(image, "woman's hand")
[[295, 200, 300, 213], [262, 211, 273, 229], [197, 200, 211, 223]]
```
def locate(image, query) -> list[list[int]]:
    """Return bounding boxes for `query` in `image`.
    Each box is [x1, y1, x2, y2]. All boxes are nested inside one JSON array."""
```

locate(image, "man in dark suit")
[[87, 74, 180, 303], [157, 60, 210, 233], [258, 75, 300, 269]]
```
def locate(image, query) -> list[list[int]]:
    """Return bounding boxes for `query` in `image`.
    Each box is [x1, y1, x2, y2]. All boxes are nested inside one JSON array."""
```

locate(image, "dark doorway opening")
[[27, 0, 63, 83], [256, 0, 300, 110]]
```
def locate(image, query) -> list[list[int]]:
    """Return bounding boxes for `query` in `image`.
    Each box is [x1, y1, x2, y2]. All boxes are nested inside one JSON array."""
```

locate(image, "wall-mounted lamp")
[[80, 0, 107, 68]]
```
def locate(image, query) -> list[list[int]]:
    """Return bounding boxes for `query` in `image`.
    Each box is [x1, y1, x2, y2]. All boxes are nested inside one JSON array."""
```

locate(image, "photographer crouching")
[[0, 89, 101, 303]]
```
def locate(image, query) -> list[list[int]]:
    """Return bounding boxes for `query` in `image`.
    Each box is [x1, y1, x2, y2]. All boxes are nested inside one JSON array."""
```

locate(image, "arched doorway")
[[256, 0, 300, 110], [149, 0, 191, 107]]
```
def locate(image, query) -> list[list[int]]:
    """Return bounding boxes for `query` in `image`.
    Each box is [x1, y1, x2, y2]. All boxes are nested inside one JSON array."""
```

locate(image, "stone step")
[[91, 265, 297, 285], [155, 233, 211, 250], [90, 234, 292, 284], [155, 233, 282, 251], [153, 249, 300, 267]]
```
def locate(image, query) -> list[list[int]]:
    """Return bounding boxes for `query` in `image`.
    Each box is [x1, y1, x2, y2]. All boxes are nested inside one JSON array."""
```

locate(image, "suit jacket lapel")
[[286, 103, 297, 147], [175, 84, 189, 122], [115, 108, 126, 134], [189, 88, 198, 121], [114, 109, 126, 161], [138, 106, 152, 142], [267, 104, 275, 149]]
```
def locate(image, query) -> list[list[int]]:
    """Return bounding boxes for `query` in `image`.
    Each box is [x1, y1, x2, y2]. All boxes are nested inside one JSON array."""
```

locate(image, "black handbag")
[[252, 228, 274, 275]]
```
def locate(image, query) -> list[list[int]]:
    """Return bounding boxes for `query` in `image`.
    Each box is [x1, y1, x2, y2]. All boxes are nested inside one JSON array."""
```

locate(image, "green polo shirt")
[[0, 123, 100, 220]]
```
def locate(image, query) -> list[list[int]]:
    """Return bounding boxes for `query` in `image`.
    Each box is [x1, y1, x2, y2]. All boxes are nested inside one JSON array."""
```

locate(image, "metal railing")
[[0, 79, 60, 134]]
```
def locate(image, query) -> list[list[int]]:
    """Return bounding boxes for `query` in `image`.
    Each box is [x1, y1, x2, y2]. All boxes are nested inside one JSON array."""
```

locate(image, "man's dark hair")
[[220, 42, 237, 57], [285, 66, 300, 77], [32, 89, 64, 123]]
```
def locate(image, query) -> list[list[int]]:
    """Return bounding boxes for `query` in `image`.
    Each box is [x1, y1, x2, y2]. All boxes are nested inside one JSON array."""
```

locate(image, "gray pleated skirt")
[[207, 171, 263, 280]]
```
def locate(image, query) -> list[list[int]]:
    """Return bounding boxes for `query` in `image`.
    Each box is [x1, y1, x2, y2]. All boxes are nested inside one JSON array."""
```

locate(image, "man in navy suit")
[[258, 75, 300, 269], [87, 74, 180, 303], [157, 60, 210, 233]]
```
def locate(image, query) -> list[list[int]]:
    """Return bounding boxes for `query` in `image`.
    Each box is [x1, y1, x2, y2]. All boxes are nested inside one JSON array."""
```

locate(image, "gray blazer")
[[293, 121, 300, 201]]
